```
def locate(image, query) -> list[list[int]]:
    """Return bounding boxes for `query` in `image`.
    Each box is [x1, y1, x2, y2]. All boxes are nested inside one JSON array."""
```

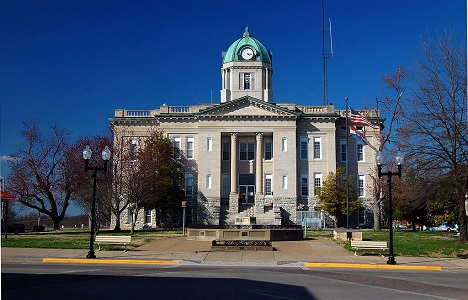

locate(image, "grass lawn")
[[2, 228, 467, 258], [1, 228, 182, 251], [306, 229, 468, 258]]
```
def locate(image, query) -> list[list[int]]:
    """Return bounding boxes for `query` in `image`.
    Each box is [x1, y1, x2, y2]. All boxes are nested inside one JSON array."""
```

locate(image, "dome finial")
[[243, 27, 250, 38]]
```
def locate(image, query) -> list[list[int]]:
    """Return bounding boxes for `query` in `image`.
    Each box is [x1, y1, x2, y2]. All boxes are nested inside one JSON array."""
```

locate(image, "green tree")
[[316, 167, 361, 227], [128, 128, 184, 230]]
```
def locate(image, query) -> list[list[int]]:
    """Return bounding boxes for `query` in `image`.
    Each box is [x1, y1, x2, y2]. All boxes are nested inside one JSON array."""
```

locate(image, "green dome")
[[222, 27, 272, 64]]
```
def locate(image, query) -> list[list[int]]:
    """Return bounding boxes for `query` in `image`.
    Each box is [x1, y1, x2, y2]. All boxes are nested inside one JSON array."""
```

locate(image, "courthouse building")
[[110, 28, 380, 229]]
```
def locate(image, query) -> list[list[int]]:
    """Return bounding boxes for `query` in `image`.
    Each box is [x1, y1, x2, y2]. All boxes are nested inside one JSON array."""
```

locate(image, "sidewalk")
[[2, 237, 468, 270]]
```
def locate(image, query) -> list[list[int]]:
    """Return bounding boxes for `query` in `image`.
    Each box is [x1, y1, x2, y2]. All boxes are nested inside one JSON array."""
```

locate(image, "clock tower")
[[220, 27, 273, 103]]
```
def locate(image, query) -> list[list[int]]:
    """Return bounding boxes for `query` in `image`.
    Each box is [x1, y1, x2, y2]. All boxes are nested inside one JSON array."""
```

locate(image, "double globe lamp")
[[375, 150, 404, 265], [82, 145, 111, 259]]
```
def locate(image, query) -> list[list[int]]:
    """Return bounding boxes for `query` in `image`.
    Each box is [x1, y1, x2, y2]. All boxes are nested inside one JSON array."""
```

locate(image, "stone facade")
[[109, 28, 380, 229]]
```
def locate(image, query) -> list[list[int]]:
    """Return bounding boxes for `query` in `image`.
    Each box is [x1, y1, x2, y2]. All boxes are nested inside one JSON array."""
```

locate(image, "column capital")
[[255, 132, 263, 140], [231, 132, 238, 140]]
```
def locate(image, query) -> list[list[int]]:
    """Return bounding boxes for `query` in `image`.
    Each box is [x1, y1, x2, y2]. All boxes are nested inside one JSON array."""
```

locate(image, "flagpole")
[[345, 97, 350, 229]]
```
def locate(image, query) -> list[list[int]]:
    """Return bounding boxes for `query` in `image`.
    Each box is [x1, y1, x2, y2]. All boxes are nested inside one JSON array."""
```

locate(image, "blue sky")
[[1, 0, 466, 181]]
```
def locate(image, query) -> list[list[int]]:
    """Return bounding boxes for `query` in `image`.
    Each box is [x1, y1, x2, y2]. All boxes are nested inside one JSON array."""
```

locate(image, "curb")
[[42, 258, 179, 265], [304, 262, 442, 271]]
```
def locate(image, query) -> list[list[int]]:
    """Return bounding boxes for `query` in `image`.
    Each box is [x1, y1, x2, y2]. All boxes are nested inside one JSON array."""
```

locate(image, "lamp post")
[[376, 150, 404, 265], [83, 145, 111, 259]]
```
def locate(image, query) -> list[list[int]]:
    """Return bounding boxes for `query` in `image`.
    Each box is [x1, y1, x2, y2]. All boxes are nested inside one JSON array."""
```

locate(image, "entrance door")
[[239, 174, 255, 204], [239, 185, 255, 204]]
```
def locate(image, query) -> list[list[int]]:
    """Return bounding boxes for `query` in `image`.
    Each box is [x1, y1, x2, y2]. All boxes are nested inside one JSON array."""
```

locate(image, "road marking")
[[43, 258, 180, 265], [304, 262, 442, 271]]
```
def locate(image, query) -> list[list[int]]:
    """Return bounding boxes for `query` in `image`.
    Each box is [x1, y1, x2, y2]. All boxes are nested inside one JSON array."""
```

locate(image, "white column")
[[230, 133, 238, 194], [256, 132, 263, 194]]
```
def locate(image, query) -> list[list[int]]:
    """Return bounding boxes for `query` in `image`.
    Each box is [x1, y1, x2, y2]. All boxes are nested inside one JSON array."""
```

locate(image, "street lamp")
[[376, 150, 404, 265], [83, 145, 111, 259]]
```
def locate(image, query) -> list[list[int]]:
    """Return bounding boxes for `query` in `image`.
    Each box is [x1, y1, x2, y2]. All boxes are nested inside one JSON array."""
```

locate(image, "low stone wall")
[[187, 227, 303, 242]]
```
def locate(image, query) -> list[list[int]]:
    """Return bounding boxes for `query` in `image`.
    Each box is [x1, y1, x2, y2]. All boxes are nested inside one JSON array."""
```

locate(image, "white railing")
[[170, 106, 191, 113], [125, 110, 152, 117], [296, 211, 327, 229]]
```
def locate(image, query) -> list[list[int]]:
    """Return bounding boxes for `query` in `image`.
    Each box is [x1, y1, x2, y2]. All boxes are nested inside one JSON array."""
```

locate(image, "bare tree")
[[69, 134, 113, 232], [6, 120, 73, 230], [370, 66, 407, 230], [398, 31, 467, 243], [109, 124, 145, 231]]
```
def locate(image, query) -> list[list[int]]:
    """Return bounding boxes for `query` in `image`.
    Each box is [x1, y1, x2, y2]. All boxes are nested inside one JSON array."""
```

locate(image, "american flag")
[[349, 107, 379, 130]]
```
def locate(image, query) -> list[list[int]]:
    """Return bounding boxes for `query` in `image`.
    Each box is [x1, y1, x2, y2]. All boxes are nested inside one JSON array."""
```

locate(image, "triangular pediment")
[[198, 96, 297, 118]]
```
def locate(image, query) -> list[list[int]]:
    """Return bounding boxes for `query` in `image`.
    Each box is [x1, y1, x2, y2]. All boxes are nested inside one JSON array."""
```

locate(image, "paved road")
[[2, 261, 468, 299]]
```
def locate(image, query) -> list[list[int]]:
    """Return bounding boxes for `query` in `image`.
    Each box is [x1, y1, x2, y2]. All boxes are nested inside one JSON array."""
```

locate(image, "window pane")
[[240, 143, 247, 160], [185, 173, 194, 196], [282, 175, 287, 189], [145, 209, 152, 223], [244, 73, 251, 90], [206, 174, 212, 189], [357, 143, 364, 161], [265, 142, 272, 160], [248, 143, 254, 160], [300, 137, 308, 160], [186, 137, 194, 159], [358, 175, 365, 197], [340, 140, 347, 162], [301, 174, 308, 196], [313, 137, 321, 159], [207, 137, 212, 152], [222, 142, 230, 160], [282, 137, 287, 152], [265, 176, 272, 195]]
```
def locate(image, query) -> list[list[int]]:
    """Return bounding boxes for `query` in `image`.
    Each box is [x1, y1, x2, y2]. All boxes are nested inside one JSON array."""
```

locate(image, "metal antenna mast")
[[322, 0, 333, 106]]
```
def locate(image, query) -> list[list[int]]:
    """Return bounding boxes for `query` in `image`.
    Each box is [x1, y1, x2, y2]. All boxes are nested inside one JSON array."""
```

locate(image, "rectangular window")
[[222, 174, 230, 197], [300, 137, 308, 160], [240, 73, 254, 90], [265, 142, 272, 160], [222, 142, 230, 160], [357, 142, 364, 162], [240, 142, 255, 161], [173, 136, 181, 158], [314, 173, 322, 196], [206, 174, 212, 189], [186, 137, 194, 159], [265, 174, 273, 196], [207, 137, 212, 152], [145, 209, 152, 224], [185, 172, 194, 196], [358, 175, 365, 197], [282, 175, 288, 189], [282, 137, 287, 152], [248, 143, 254, 160], [313, 137, 321, 159], [300, 174, 308, 196], [340, 140, 347, 162]]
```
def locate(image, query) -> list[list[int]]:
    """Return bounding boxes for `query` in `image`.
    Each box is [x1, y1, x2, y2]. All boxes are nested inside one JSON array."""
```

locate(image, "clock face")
[[241, 48, 254, 60]]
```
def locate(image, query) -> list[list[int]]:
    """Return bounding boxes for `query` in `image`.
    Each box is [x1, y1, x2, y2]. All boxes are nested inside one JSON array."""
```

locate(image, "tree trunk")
[[52, 218, 60, 230], [458, 197, 467, 243], [373, 201, 382, 230], [113, 211, 122, 231]]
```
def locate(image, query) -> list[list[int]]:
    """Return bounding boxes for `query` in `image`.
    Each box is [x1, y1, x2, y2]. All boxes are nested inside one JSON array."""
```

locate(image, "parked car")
[[429, 222, 458, 232]]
